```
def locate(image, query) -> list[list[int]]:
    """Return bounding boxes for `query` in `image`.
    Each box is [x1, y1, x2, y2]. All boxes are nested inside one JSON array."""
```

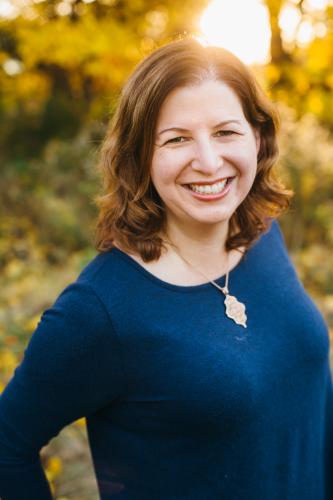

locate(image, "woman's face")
[[150, 79, 260, 234]]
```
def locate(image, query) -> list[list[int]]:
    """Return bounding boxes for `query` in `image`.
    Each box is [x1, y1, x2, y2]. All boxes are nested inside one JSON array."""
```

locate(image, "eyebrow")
[[157, 120, 243, 136]]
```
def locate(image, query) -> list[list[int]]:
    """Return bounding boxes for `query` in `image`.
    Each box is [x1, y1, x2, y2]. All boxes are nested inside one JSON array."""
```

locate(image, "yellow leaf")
[[307, 91, 324, 115], [74, 417, 86, 428], [45, 456, 63, 482], [24, 314, 42, 333], [0, 349, 18, 375]]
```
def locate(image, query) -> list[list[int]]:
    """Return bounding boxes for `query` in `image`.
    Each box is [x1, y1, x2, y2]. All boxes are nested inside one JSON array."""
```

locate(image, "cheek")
[[233, 153, 257, 176], [227, 135, 256, 160], [232, 155, 257, 194], [151, 151, 184, 185], [151, 164, 169, 190]]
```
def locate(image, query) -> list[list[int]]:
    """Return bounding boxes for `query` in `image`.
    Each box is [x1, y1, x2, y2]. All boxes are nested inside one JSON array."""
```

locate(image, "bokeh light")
[[199, 0, 271, 65]]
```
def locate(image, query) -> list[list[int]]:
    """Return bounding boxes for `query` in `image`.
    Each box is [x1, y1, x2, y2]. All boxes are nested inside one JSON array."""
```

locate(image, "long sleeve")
[[0, 280, 125, 500]]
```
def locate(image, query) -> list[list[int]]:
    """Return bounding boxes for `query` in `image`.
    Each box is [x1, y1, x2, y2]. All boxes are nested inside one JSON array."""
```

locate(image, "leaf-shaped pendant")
[[224, 294, 247, 328]]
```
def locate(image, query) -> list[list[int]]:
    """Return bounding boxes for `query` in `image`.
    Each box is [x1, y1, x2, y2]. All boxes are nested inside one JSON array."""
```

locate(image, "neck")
[[162, 217, 230, 275]]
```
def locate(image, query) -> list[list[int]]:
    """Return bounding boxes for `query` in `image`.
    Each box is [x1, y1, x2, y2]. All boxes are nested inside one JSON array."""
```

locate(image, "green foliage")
[[265, 1, 333, 129], [0, 0, 208, 161], [277, 104, 333, 300]]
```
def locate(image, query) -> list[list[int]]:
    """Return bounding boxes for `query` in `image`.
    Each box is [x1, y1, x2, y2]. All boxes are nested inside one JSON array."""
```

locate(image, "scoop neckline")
[[111, 246, 249, 293]]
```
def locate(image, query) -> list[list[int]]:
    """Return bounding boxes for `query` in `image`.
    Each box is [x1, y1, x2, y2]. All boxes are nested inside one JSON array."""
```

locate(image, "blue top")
[[0, 220, 332, 500]]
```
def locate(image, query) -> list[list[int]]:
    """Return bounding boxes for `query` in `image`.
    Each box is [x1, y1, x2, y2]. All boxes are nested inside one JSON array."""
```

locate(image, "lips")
[[183, 176, 235, 195], [179, 176, 235, 202], [189, 179, 227, 194], [184, 176, 234, 186]]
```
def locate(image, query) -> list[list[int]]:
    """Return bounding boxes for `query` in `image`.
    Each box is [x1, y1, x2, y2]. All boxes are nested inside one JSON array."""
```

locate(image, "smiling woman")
[[0, 37, 332, 500], [95, 38, 290, 262], [150, 80, 260, 230]]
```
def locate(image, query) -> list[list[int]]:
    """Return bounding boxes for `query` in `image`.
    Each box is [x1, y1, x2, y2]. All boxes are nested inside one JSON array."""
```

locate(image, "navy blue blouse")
[[0, 220, 332, 499]]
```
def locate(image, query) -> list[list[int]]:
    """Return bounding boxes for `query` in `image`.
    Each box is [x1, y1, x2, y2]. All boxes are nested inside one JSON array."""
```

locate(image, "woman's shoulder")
[[77, 246, 128, 285], [240, 218, 291, 274], [269, 218, 286, 242], [251, 218, 287, 253]]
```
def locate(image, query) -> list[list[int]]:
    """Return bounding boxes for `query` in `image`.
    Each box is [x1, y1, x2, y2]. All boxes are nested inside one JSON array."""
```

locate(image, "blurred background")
[[0, 0, 333, 498]]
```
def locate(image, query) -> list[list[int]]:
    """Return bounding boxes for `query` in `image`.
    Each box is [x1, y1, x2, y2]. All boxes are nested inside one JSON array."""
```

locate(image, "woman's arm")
[[0, 281, 125, 500]]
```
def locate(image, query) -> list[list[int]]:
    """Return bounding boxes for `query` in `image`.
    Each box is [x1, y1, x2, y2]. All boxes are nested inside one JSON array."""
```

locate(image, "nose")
[[190, 139, 223, 174]]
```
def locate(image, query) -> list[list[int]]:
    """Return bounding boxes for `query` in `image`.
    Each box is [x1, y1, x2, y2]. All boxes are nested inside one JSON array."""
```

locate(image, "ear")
[[254, 129, 261, 155]]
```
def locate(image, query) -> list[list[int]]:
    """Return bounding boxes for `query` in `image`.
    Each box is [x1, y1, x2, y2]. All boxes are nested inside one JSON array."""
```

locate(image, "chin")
[[188, 213, 232, 226]]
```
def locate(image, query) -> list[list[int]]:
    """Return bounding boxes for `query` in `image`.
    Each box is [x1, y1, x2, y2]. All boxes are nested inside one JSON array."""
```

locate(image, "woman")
[[0, 38, 332, 500]]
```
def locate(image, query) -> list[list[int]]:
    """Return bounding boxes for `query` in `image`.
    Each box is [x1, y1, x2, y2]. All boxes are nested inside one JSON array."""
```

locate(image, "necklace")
[[166, 240, 247, 328]]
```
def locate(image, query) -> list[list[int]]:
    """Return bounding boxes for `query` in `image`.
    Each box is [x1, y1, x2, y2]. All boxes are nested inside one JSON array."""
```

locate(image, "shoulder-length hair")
[[94, 37, 292, 261]]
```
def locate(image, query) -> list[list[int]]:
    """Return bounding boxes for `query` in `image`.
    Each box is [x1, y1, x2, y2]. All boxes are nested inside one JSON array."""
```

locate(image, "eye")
[[165, 136, 188, 145], [215, 130, 237, 137]]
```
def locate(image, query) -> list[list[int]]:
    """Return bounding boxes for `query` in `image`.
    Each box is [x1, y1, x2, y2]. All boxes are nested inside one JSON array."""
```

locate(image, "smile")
[[187, 178, 232, 194]]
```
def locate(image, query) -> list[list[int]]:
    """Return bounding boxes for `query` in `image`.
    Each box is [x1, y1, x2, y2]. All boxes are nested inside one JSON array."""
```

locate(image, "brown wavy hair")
[[94, 37, 292, 261]]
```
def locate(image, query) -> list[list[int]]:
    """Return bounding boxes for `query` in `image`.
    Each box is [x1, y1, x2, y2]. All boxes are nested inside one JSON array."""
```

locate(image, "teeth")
[[189, 179, 228, 194]]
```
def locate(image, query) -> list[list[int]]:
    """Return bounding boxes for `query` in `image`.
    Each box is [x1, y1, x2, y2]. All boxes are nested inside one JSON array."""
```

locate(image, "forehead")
[[156, 79, 246, 128]]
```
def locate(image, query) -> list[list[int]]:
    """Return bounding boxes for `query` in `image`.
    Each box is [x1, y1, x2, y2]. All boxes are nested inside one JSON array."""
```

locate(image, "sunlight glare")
[[0, 0, 19, 18], [279, 4, 302, 43], [314, 22, 327, 37], [304, 0, 328, 10], [3, 59, 24, 76], [199, 0, 271, 65], [297, 19, 315, 46]]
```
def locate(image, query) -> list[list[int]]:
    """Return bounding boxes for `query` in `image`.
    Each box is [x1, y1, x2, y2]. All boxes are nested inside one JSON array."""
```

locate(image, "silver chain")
[[164, 239, 230, 296]]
